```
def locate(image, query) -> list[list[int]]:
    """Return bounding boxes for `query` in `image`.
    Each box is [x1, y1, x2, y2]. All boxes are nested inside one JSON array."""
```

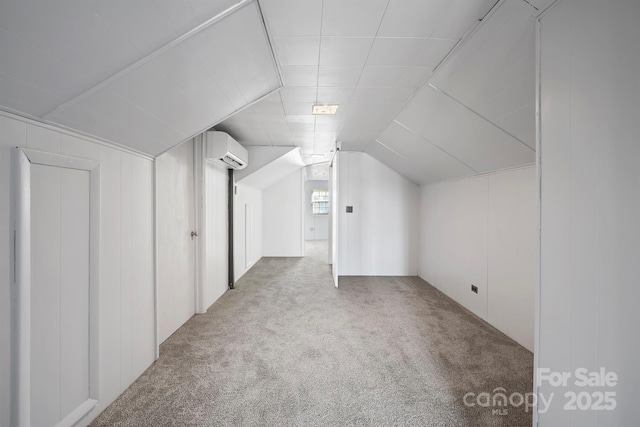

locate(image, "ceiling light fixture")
[[312, 104, 339, 115]]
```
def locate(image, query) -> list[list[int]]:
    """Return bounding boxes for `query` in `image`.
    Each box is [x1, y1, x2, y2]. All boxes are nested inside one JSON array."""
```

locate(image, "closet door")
[[13, 149, 99, 427]]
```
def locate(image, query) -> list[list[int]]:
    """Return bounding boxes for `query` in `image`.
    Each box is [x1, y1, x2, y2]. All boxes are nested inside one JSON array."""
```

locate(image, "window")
[[311, 189, 329, 215]]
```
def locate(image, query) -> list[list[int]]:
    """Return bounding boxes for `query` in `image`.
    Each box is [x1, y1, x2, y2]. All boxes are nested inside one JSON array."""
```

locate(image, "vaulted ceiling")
[[218, 0, 549, 184], [0, 0, 280, 155], [0, 0, 553, 184]]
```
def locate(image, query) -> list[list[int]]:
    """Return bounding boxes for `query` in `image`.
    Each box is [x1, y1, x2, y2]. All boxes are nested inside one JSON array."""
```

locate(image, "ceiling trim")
[[255, 0, 285, 90], [41, 0, 261, 121]]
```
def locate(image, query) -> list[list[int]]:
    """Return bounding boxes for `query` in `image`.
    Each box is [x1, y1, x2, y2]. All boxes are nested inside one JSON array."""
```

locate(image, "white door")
[[13, 149, 99, 427], [156, 141, 196, 344]]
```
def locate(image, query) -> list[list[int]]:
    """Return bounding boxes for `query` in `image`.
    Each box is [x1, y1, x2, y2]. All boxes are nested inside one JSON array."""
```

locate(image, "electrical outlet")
[[471, 284, 478, 294]]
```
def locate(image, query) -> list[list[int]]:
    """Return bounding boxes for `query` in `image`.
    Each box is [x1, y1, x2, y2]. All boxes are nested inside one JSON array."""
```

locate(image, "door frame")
[[11, 148, 101, 427]]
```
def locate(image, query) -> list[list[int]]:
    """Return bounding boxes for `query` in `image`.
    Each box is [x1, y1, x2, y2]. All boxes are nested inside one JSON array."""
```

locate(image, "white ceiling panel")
[[358, 66, 407, 88], [0, 0, 141, 95], [396, 86, 534, 172], [429, 0, 536, 145], [352, 87, 416, 103], [273, 37, 321, 66], [495, 104, 536, 149], [45, 1, 280, 155], [283, 102, 314, 116], [366, 38, 425, 67], [280, 65, 319, 87], [260, 0, 322, 37], [239, 147, 304, 191], [316, 87, 355, 105], [398, 67, 433, 88], [321, 1, 387, 37], [82, 0, 177, 54], [251, 99, 286, 115], [202, 6, 282, 97], [279, 87, 318, 103], [377, 0, 450, 37], [339, 101, 403, 151], [320, 37, 374, 66], [431, 0, 497, 39], [377, 121, 476, 180], [0, 29, 83, 117], [318, 66, 363, 87], [394, 87, 435, 132], [365, 141, 437, 185], [105, 64, 213, 136], [49, 92, 177, 154], [212, 0, 534, 178], [412, 38, 458, 67], [185, 0, 246, 19], [153, 0, 230, 36], [0, 70, 60, 118]]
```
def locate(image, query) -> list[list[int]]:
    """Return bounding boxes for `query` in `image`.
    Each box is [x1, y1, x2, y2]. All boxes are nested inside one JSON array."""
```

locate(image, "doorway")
[[304, 163, 331, 267]]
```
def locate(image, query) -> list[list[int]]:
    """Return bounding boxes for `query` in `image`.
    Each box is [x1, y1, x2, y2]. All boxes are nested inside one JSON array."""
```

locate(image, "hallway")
[[90, 241, 533, 427]]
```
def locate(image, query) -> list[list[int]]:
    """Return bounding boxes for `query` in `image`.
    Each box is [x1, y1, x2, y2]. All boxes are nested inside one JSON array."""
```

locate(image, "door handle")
[[191, 231, 198, 239]]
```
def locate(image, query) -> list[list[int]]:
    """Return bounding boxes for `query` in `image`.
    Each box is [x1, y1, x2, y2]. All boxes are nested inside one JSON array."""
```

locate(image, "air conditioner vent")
[[205, 131, 248, 170]]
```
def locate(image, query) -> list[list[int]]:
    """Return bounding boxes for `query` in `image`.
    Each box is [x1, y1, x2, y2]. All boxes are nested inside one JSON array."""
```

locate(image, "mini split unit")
[[206, 131, 248, 170]]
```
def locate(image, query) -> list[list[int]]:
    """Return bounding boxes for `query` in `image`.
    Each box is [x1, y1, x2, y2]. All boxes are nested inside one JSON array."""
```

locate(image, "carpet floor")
[[90, 241, 533, 427]]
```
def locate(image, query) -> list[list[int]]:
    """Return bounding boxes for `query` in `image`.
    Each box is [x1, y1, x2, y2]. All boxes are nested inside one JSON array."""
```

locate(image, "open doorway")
[[304, 163, 330, 264]]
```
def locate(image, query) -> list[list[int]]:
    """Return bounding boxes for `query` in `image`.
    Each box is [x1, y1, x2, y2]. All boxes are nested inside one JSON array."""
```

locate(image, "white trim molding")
[[11, 148, 101, 427]]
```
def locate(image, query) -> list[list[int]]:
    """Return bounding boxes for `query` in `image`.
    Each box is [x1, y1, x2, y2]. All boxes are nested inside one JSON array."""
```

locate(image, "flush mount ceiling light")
[[312, 104, 339, 115]]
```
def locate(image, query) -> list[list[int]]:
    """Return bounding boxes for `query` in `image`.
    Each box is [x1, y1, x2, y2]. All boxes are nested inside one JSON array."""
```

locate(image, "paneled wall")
[[337, 152, 419, 276], [263, 169, 305, 257], [0, 111, 155, 427], [203, 160, 229, 310], [419, 166, 535, 351], [234, 183, 262, 280], [538, 0, 640, 424]]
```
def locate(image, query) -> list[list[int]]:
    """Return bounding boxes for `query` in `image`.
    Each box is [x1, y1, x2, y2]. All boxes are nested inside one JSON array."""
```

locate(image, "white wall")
[[304, 179, 329, 241], [419, 166, 536, 351], [234, 182, 262, 280], [331, 157, 339, 286], [156, 140, 196, 344], [338, 152, 418, 276], [0, 111, 155, 427], [203, 159, 228, 309], [263, 169, 305, 257], [538, 1, 640, 424]]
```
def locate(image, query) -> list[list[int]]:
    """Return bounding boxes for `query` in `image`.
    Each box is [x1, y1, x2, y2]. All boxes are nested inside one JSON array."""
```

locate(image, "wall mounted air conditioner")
[[205, 131, 248, 170]]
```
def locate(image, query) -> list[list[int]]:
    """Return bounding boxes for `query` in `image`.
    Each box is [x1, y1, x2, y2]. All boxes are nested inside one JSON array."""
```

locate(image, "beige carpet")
[[90, 240, 533, 427]]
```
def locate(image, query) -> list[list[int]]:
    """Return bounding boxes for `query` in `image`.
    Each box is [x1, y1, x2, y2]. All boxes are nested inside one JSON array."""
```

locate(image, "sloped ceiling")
[[367, 0, 536, 184], [216, 0, 498, 164], [218, 0, 540, 185], [0, 0, 281, 156], [0, 0, 540, 184], [237, 147, 304, 190]]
